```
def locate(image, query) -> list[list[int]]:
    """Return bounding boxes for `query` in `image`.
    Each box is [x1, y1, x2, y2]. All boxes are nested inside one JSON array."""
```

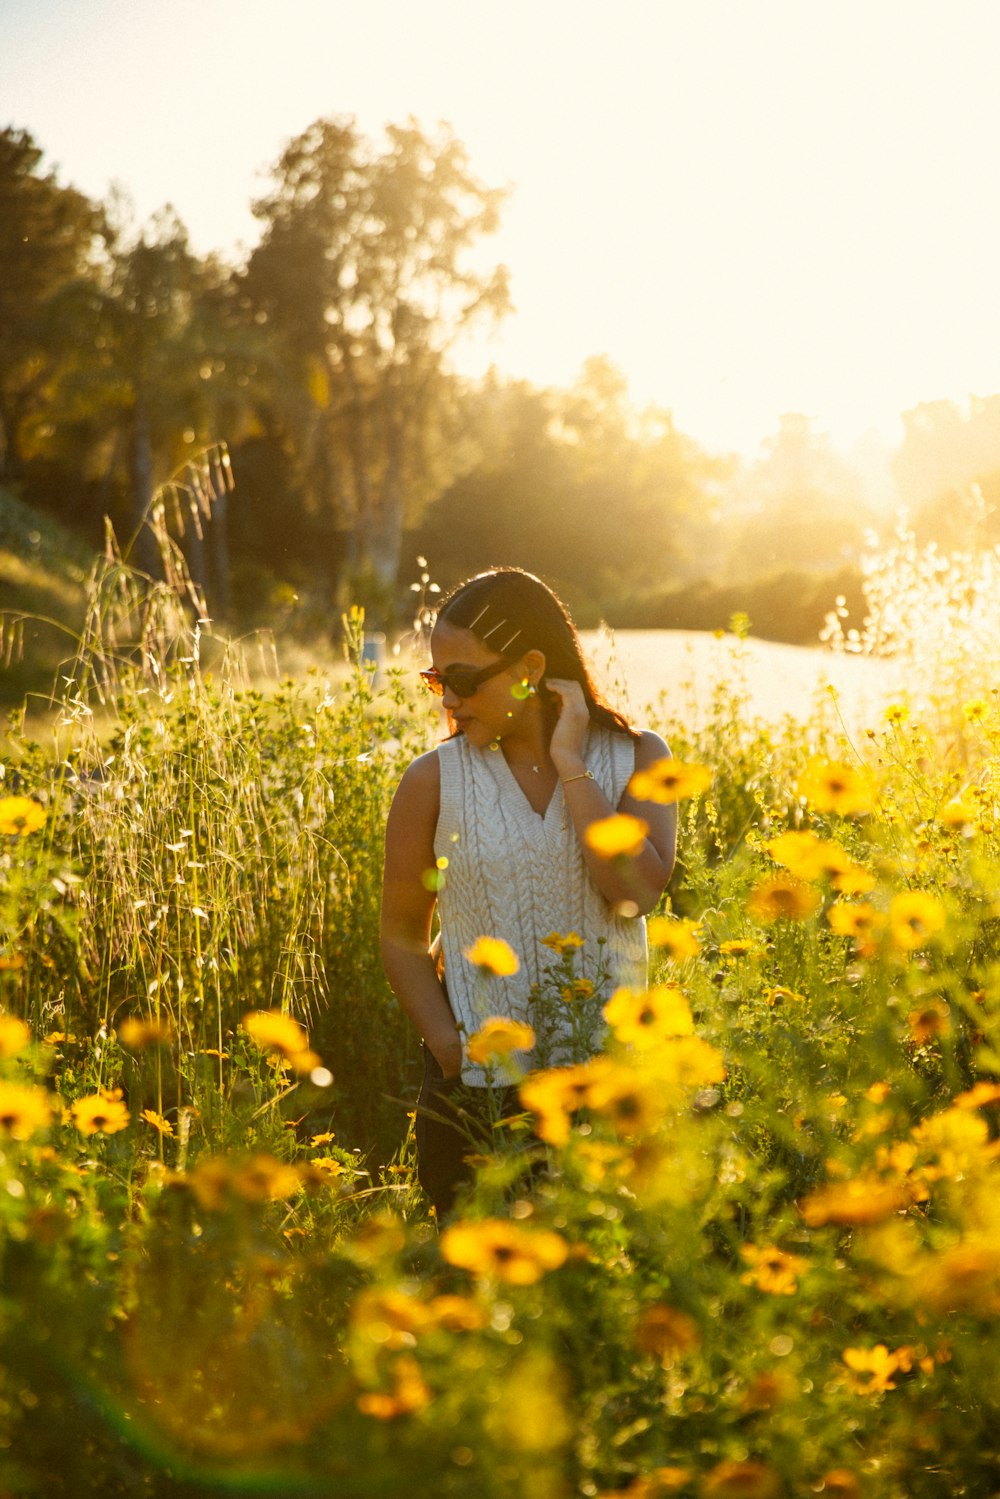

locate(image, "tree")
[[414, 359, 724, 616], [241, 117, 509, 617], [0, 126, 101, 483]]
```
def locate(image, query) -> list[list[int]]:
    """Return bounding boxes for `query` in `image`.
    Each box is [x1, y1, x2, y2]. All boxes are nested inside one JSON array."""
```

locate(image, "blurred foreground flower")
[[800, 1176, 911, 1227], [466, 1016, 535, 1065], [766, 830, 875, 893], [747, 875, 821, 924], [584, 813, 649, 859], [647, 915, 701, 958], [72, 1090, 130, 1136], [700, 1459, 782, 1498], [740, 1243, 807, 1295], [0, 796, 46, 836], [0, 1080, 51, 1139], [797, 757, 875, 816], [603, 984, 694, 1048], [464, 936, 520, 976], [842, 1343, 909, 1393], [440, 1218, 568, 1284], [119, 1016, 174, 1050], [242, 1009, 322, 1074], [0, 1015, 31, 1058], [889, 891, 946, 952], [628, 758, 713, 804], [357, 1355, 431, 1420]]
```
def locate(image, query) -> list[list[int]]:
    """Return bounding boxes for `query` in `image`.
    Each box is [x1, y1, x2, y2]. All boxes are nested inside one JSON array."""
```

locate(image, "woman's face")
[[429, 621, 526, 747]]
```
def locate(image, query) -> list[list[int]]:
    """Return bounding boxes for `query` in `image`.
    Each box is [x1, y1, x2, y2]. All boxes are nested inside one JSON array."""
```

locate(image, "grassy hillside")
[[0, 488, 93, 709]]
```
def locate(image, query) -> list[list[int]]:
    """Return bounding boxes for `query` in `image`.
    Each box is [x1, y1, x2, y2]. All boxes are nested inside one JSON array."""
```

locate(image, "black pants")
[[414, 1046, 518, 1219]]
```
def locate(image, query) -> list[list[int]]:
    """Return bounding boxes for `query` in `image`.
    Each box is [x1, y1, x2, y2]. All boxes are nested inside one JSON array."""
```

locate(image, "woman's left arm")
[[548, 680, 677, 915]]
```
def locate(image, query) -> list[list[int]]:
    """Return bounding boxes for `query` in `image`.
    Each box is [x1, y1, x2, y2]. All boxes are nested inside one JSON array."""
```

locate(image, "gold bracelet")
[[561, 770, 595, 785]]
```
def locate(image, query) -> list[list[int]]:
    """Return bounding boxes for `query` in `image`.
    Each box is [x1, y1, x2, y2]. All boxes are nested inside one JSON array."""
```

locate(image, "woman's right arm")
[[380, 750, 464, 1078]]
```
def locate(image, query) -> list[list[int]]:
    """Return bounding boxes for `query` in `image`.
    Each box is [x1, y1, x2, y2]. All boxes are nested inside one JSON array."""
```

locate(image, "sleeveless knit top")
[[434, 725, 648, 1085]]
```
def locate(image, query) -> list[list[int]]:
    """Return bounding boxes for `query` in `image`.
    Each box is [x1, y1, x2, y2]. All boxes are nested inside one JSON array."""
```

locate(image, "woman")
[[380, 568, 677, 1215]]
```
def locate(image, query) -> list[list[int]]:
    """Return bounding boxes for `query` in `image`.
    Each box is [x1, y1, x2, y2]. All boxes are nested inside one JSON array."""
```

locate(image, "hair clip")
[[480, 616, 508, 641], [500, 627, 522, 651]]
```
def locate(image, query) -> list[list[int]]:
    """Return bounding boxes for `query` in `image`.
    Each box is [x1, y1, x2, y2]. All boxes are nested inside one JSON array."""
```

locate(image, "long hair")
[[435, 568, 637, 739]]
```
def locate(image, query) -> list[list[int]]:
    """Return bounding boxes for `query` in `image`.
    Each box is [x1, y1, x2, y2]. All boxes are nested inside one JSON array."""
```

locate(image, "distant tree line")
[[5, 121, 1000, 639]]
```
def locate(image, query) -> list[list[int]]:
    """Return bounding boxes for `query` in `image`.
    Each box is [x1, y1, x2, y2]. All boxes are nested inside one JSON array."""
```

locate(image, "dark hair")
[[435, 567, 637, 739]]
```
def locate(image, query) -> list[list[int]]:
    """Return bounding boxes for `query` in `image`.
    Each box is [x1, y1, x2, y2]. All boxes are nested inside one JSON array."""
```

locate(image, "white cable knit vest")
[[434, 725, 648, 1085]]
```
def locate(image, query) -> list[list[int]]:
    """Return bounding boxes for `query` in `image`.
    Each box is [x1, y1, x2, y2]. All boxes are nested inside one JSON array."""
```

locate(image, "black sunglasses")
[[419, 658, 513, 699]]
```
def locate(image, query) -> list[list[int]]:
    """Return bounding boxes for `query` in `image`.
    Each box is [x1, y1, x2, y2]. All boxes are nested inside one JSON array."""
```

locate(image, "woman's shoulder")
[[631, 727, 672, 768], [391, 747, 441, 809]]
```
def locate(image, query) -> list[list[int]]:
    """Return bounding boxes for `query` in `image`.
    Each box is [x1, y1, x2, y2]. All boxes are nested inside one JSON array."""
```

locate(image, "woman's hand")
[[430, 1026, 465, 1079], [545, 677, 591, 775]]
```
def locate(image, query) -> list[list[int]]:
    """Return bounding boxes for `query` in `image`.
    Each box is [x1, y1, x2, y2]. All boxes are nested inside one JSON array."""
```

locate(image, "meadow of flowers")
[[3, 525, 1000, 1497]]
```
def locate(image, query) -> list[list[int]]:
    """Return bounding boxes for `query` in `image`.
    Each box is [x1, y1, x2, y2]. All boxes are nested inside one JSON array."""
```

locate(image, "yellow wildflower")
[[962, 698, 990, 722], [464, 936, 520, 976], [560, 978, 595, 1003], [0, 1080, 51, 1140], [747, 875, 821, 924], [603, 984, 694, 1048], [585, 1059, 670, 1137], [700, 1459, 783, 1498], [119, 1016, 174, 1050], [634, 1303, 701, 1358], [0, 1015, 31, 1058], [763, 986, 806, 1006], [628, 758, 713, 804], [647, 915, 701, 958], [466, 1016, 535, 1065], [827, 900, 885, 944], [241, 1009, 321, 1073], [719, 939, 756, 958], [440, 1218, 568, 1284], [954, 1081, 1000, 1110], [540, 931, 585, 955], [0, 796, 46, 837], [800, 1176, 910, 1227], [520, 1063, 597, 1145], [72, 1090, 131, 1136], [584, 813, 650, 859], [907, 1000, 950, 1044], [888, 891, 946, 952], [739, 1243, 807, 1295], [141, 1108, 174, 1136], [797, 757, 875, 816], [842, 1343, 904, 1393], [883, 703, 910, 726], [357, 1355, 432, 1419], [766, 829, 873, 889]]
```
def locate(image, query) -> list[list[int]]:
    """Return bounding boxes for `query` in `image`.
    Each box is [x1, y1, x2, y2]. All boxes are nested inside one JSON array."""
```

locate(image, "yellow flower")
[[954, 1081, 1000, 1110], [797, 757, 875, 816], [241, 1009, 321, 1073], [767, 831, 875, 893], [907, 1000, 950, 1044], [72, 1091, 131, 1136], [739, 1243, 807, 1295], [747, 875, 821, 924], [357, 1355, 432, 1420], [628, 758, 713, 804], [842, 1343, 903, 1393], [230, 1154, 303, 1201], [584, 813, 650, 859], [889, 891, 946, 952], [119, 1017, 174, 1050], [440, 1218, 568, 1284], [0, 1080, 51, 1139], [719, 939, 757, 958], [800, 1176, 910, 1227], [466, 1016, 535, 1065], [540, 931, 585, 955], [603, 984, 694, 1048], [0, 796, 46, 837], [634, 1303, 701, 1358], [560, 978, 595, 1003], [520, 1063, 597, 1145], [141, 1108, 174, 1137], [763, 986, 805, 1006], [584, 1059, 670, 1137], [962, 698, 990, 722], [647, 915, 701, 958], [939, 796, 977, 828], [883, 703, 910, 726], [700, 1459, 783, 1498], [0, 1015, 31, 1058], [827, 900, 885, 949], [464, 936, 520, 976]]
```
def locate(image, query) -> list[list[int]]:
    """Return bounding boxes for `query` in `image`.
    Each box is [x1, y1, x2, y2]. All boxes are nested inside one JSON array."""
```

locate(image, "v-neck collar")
[[486, 731, 591, 825]]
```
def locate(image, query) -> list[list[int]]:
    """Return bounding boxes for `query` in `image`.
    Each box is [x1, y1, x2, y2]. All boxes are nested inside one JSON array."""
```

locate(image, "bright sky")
[[5, 0, 1000, 458]]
